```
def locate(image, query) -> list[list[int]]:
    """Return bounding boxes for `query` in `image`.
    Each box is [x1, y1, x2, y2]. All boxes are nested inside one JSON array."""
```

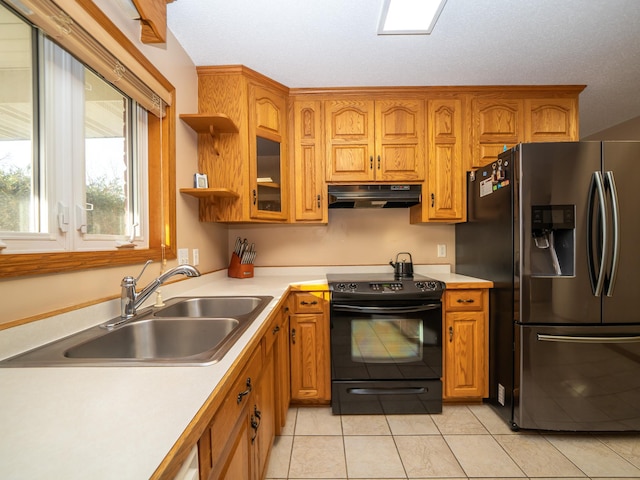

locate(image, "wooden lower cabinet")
[[289, 291, 331, 403], [443, 289, 489, 400]]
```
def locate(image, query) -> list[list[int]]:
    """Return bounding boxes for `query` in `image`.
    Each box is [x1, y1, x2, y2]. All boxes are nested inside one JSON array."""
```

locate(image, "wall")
[[228, 209, 454, 267], [582, 115, 640, 140], [0, 2, 227, 326]]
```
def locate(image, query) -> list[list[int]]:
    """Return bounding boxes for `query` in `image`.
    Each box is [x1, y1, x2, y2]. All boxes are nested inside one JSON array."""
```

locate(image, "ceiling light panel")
[[378, 0, 447, 35]]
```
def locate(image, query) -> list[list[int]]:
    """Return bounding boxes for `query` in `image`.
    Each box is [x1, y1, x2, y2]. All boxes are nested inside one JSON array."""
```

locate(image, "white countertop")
[[0, 266, 489, 480]]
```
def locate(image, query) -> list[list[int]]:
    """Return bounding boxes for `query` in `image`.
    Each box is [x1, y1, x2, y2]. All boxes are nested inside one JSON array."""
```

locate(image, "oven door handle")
[[332, 304, 440, 314]]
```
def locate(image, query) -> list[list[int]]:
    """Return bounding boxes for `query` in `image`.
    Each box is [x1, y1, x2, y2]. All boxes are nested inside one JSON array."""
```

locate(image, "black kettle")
[[389, 252, 414, 278]]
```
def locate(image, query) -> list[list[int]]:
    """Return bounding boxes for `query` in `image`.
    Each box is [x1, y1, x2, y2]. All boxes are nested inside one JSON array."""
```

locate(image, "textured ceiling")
[[167, 0, 640, 137]]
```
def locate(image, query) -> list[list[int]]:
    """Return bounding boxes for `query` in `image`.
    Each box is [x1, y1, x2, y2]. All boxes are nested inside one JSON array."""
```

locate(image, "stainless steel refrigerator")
[[456, 141, 640, 431]]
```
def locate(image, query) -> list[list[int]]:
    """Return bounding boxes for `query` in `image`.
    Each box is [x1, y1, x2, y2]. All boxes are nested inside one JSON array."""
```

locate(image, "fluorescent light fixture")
[[378, 0, 447, 35]]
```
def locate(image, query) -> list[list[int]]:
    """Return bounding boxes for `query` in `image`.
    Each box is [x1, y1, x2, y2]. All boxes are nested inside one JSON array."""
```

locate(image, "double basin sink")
[[1, 296, 273, 367]]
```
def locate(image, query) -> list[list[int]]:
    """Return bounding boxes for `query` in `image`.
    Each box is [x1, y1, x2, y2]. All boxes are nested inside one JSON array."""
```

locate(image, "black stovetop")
[[326, 273, 445, 299]]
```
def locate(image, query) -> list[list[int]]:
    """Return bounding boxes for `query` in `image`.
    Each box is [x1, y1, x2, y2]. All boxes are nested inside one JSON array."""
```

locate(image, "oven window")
[[352, 318, 423, 364]]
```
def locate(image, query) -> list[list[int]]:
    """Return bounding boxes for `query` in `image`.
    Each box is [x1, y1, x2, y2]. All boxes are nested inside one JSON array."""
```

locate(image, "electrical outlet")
[[437, 244, 447, 258], [192, 248, 199, 266], [178, 248, 189, 265]]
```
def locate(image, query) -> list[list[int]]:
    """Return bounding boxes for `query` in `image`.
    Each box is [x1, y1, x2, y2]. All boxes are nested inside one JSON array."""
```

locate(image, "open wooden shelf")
[[180, 188, 239, 199], [179, 113, 239, 135]]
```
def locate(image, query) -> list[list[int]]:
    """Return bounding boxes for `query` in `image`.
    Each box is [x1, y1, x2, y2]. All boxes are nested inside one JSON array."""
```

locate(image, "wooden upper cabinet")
[[325, 98, 425, 182], [410, 98, 464, 224], [292, 100, 327, 223], [375, 99, 425, 181], [471, 99, 523, 169], [249, 84, 288, 221], [325, 99, 376, 181], [524, 98, 578, 142]]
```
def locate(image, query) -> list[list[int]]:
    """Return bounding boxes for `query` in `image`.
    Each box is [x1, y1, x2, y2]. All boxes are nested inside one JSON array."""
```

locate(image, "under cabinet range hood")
[[328, 184, 421, 208]]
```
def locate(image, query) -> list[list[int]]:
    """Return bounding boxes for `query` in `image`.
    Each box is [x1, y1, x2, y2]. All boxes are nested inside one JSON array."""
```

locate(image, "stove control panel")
[[331, 280, 444, 294]]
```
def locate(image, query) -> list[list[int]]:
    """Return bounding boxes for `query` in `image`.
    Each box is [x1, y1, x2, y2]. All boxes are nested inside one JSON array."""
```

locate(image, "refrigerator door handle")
[[605, 171, 620, 297], [587, 172, 608, 297], [538, 334, 640, 344]]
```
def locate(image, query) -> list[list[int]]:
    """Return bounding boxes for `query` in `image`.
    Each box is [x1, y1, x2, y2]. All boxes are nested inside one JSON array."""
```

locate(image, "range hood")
[[328, 184, 421, 208]]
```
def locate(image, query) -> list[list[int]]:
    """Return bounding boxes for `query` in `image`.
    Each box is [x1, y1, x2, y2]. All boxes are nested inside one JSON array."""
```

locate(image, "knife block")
[[228, 252, 254, 279]]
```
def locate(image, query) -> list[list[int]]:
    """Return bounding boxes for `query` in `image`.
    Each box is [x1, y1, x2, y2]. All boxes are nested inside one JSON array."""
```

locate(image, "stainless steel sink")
[[153, 296, 266, 318], [0, 295, 273, 367], [65, 318, 239, 360]]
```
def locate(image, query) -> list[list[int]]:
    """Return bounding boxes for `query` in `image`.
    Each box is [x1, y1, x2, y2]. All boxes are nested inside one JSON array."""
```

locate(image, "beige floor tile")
[[341, 414, 391, 435], [432, 405, 488, 434], [395, 434, 465, 478], [344, 435, 406, 478], [288, 435, 347, 478], [444, 434, 525, 477], [265, 435, 293, 479], [295, 406, 342, 435], [494, 433, 586, 477], [544, 434, 640, 478], [280, 407, 298, 436], [467, 403, 517, 435], [386, 414, 439, 435], [597, 434, 640, 469]]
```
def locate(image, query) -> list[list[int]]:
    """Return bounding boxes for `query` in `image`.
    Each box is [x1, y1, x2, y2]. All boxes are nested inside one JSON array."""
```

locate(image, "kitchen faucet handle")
[[134, 260, 154, 284]]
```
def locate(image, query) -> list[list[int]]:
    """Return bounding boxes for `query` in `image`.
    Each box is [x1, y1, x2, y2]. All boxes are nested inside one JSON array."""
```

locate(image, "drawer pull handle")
[[272, 325, 280, 335], [237, 377, 252, 404], [300, 300, 318, 306], [291, 328, 296, 344], [449, 326, 453, 342], [456, 298, 475, 304]]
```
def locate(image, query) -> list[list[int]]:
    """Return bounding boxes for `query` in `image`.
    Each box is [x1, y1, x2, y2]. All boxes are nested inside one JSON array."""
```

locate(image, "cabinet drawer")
[[263, 311, 282, 355], [445, 290, 484, 311], [209, 344, 262, 464], [291, 292, 325, 314]]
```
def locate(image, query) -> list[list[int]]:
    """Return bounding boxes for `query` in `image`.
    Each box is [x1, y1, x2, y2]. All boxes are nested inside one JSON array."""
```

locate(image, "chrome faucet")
[[118, 260, 201, 322]]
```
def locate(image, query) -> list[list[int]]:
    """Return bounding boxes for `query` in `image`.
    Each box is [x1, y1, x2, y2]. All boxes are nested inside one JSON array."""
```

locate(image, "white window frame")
[[1, 31, 149, 253]]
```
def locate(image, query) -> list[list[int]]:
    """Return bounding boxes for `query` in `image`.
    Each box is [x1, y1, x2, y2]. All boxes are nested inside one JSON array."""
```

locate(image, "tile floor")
[[265, 404, 640, 480]]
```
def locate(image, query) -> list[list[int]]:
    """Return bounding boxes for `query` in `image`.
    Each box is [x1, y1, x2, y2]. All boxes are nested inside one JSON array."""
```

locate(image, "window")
[[0, 0, 177, 277], [0, 6, 148, 253]]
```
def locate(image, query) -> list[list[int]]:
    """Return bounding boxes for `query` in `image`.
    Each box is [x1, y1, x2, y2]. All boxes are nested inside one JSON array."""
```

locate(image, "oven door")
[[330, 301, 443, 414], [330, 302, 442, 381]]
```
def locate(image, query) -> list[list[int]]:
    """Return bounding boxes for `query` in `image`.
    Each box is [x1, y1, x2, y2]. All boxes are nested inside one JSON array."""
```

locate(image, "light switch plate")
[[192, 248, 199, 266], [437, 244, 447, 258], [178, 248, 189, 265]]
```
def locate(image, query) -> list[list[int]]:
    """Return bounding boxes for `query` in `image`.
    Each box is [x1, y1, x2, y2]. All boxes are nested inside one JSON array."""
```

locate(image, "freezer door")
[[516, 324, 640, 431], [519, 142, 602, 324], [602, 141, 640, 324]]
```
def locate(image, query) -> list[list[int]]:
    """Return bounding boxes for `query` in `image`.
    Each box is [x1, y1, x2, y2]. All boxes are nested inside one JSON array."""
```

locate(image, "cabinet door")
[[444, 310, 486, 398], [252, 348, 275, 480], [275, 312, 291, 433], [427, 98, 463, 221], [250, 84, 288, 221], [218, 417, 251, 480], [375, 99, 425, 181], [292, 100, 327, 222], [290, 312, 330, 402], [325, 99, 375, 182], [472, 99, 523, 168], [524, 98, 578, 142]]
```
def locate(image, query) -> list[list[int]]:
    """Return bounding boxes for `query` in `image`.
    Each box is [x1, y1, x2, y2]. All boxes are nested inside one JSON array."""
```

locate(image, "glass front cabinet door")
[[249, 84, 288, 221]]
